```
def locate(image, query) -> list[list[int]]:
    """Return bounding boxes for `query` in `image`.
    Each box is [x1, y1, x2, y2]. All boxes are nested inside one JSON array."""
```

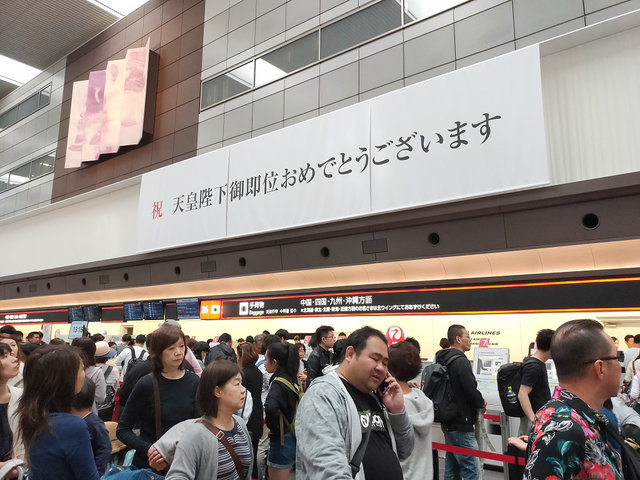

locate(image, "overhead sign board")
[[218, 277, 640, 319]]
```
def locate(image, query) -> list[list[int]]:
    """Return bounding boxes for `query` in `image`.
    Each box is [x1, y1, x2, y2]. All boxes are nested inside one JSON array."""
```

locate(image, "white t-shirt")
[[114, 345, 148, 379]]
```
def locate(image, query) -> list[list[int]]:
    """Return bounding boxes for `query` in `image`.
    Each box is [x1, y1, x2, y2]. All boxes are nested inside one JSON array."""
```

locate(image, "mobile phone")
[[379, 378, 390, 394]]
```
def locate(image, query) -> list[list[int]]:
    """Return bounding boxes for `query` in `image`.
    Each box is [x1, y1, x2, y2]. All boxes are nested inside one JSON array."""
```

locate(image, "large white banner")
[[227, 102, 371, 237], [370, 46, 548, 211], [137, 46, 549, 253], [138, 148, 229, 252]]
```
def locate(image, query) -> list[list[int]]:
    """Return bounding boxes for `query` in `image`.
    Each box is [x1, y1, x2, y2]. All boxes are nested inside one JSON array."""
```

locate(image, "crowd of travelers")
[[0, 319, 639, 480]]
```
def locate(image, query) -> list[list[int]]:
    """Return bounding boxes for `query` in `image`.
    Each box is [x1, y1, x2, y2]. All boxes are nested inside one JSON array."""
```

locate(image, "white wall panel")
[[0, 181, 140, 278], [542, 25, 640, 184]]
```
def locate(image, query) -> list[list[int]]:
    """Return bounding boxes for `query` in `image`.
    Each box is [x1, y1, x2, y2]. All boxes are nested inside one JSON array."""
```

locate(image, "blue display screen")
[[176, 298, 199, 319], [143, 300, 164, 320], [83, 305, 101, 322], [123, 302, 143, 321], [68, 306, 84, 322]]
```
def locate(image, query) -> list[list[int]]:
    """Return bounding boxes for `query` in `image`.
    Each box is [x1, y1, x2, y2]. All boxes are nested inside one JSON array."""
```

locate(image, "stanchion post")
[[500, 412, 510, 480]]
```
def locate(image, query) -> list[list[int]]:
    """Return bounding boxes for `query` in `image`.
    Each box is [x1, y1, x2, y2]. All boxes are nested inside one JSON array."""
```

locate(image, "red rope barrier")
[[483, 414, 501, 421], [432, 442, 526, 465]]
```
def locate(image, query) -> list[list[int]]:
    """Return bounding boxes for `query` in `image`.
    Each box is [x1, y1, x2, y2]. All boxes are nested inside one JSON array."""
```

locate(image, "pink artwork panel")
[[64, 39, 151, 168], [100, 59, 126, 154], [120, 39, 150, 146], [65, 80, 89, 168], [81, 69, 106, 162]]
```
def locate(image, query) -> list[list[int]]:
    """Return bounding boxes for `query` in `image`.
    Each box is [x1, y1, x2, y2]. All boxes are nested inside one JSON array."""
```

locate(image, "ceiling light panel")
[[0, 55, 41, 86], [86, 0, 150, 17]]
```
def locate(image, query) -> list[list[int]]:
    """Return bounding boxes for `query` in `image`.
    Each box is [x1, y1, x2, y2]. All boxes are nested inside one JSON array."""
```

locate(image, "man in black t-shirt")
[[296, 326, 414, 480], [341, 378, 404, 479], [517, 328, 554, 435]]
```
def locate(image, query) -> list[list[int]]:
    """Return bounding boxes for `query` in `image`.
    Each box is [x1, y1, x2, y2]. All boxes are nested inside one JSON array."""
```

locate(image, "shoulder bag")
[[196, 419, 245, 479]]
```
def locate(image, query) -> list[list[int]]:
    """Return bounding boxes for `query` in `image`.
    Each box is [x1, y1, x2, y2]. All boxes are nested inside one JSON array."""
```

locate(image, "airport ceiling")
[[0, 0, 119, 100]]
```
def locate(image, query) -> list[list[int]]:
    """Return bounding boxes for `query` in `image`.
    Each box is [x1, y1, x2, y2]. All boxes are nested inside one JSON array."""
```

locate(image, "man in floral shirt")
[[525, 319, 623, 480]]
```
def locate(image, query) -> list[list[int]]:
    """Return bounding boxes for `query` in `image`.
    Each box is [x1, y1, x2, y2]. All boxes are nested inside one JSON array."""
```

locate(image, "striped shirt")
[[217, 418, 252, 480]]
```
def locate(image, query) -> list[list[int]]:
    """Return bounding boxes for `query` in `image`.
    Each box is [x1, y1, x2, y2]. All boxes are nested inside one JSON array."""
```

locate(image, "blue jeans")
[[443, 429, 480, 480], [267, 432, 296, 469]]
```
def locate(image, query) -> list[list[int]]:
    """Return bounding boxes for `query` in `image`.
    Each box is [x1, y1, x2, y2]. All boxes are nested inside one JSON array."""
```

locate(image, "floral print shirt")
[[524, 389, 623, 480]]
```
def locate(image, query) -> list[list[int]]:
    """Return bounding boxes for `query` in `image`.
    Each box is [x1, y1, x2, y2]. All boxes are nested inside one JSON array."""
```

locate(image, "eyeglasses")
[[582, 356, 619, 364]]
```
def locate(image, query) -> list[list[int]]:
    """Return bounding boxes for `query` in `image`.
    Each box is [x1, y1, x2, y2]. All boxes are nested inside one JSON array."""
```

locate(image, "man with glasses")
[[436, 325, 485, 480], [306, 325, 336, 387], [525, 319, 623, 480]]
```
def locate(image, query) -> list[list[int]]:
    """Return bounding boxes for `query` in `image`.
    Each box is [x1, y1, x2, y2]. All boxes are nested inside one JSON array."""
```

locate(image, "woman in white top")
[[0, 342, 24, 473], [388, 341, 434, 480], [71, 337, 106, 414], [0, 334, 24, 389]]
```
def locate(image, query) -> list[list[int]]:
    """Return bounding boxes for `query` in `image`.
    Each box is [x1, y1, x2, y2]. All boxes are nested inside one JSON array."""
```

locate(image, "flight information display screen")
[[176, 298, 199, 319], [143, 301, 164, 320]]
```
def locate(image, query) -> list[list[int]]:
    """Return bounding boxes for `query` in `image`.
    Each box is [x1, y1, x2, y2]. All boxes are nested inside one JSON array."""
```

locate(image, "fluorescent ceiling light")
[[86, 0, 150, 17], [0, 55, 41, 86], [9, 174, 29, 185], [403, 0, 467, 21], [227, 63, 254, 88], [255, 59, 287, 87]]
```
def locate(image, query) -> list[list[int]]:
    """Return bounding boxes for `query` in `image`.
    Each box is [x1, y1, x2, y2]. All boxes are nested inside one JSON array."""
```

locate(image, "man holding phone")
[[295, 326, 414, 480]]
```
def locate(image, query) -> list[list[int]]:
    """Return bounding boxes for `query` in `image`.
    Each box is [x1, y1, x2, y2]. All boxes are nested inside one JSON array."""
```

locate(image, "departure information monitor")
[[176, 298, 199, 319], [143, 300, 164, 320]]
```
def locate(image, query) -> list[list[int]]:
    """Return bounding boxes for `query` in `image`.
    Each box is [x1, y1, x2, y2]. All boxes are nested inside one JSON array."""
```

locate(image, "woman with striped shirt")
[[166, 359, 253, 480]]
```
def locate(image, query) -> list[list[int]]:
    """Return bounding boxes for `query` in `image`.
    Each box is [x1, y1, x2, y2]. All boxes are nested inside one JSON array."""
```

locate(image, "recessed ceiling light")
[[0, 55, 41, 86], [404, 0, 466, 21], [86, 0, 151, 18]]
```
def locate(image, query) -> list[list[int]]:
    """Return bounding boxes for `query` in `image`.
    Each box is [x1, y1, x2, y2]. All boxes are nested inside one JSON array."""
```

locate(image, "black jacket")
[[306, 346, 333, 387], [242, 364, 264, 443], [435, 348, 484, 432], [264, 369, 299, 440], [204, 343, 237, 365]]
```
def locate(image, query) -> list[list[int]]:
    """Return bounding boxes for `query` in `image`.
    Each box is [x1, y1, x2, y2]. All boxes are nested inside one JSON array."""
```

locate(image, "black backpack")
[[421, 355, 460, 423], [98, 365, 116, 421], [126, 346, 146, 373], [496, 360, 528, 417]]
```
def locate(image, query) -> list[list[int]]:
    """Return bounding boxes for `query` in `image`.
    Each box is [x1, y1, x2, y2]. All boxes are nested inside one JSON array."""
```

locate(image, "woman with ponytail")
[[264, 341, 301, 480]]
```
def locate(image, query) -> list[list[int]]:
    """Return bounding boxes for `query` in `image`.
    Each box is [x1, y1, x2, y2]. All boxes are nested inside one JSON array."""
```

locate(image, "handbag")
[[98, 366, 116, 421], [604, 419, 640, 480], [196, 419, 245, 479], [102, 466, 164, 479], [0, 459, 25, 480]]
